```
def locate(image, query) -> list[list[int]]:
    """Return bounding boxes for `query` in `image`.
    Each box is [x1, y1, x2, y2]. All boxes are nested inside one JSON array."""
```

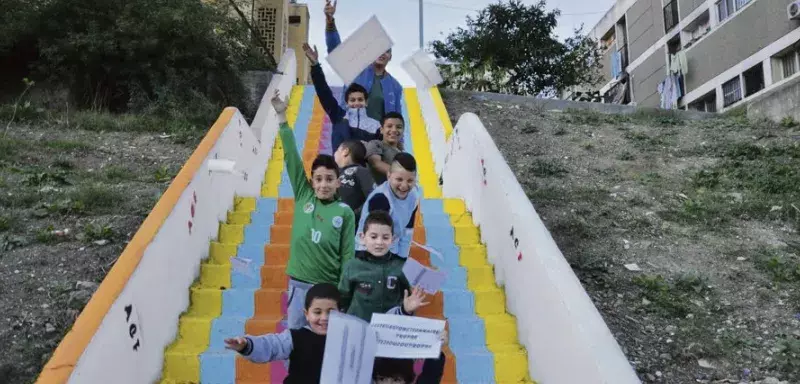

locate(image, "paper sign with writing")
[[370, 313, 445, 359], [402, 257, 446, 295], [321, 311, 377, 384], [401, 49, 444, 89], [326, 15, 393, 85]]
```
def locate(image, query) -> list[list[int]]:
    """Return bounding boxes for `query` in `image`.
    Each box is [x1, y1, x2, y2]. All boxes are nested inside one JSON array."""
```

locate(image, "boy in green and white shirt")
[[270, 90, 356, 329]]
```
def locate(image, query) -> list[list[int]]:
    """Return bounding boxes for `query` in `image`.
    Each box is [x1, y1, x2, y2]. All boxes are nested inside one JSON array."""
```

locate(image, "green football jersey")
[[279, 122, 356, 284]]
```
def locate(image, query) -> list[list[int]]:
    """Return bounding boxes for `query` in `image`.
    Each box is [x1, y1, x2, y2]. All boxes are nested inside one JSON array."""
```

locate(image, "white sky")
[[300, 0, 616, 86]]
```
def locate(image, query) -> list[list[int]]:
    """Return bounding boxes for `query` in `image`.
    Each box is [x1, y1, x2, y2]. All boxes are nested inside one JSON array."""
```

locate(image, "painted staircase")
[[160, 85, 533, 383]]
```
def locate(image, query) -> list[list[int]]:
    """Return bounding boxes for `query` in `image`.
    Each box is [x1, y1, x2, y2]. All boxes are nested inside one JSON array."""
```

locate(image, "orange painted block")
[[261, 265, 289, 289], [409, 248, 431, 266], [277, 199, 294, 212], [442, 347, 458, 383], [264, 244, 290, 266], [245, 316, 282, 335], [254, 289, 283, 316], [274, 211, 293, 225], [302, 152, 316, 163], [270, 225, 292, 244], [236, 355, 270, 382], [416, 292, 443, 318]]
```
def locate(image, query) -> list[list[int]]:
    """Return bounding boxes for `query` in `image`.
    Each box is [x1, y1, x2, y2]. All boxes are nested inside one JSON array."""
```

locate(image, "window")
[[663, 1, 679, 32], [722, 77, 742, 107], [717, 0, 751, 22], [782, 51, 798, 79], [742, 63, 764, 97], [689, 91, 717, 113], [289, 15, 302, 24]]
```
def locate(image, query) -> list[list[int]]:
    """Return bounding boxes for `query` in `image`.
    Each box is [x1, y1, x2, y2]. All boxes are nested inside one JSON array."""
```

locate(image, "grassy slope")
[[442, 90, 800, 383], [0, 105, 201, 383]]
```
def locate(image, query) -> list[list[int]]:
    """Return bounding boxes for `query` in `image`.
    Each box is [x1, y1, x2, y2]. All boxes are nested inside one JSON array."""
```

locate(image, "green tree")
[[1, 0, 269, 115], [430, 0, 602, 96]]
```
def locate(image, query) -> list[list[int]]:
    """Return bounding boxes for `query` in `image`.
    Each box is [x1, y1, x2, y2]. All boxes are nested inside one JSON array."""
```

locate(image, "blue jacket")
[[356, 182, 420, 258], [310, 64, 382, 152], [325, 28, 404, 116]]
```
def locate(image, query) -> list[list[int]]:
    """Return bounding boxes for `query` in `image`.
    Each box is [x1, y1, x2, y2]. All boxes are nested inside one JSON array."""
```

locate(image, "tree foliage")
[[0, 0, 268, 114], [430, 0, 602, 96]]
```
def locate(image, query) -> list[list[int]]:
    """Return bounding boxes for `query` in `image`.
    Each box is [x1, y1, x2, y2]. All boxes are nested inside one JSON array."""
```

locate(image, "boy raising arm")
[[303, 43, 381, 154], [270, 90, 355, 329]]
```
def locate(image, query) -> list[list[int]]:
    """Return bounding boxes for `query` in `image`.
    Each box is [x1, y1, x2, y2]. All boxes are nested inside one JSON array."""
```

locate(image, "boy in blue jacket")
[[303, 43, 382, 153], [323, 0, 404, 122], [356, 153, 420, 259], [224, 282, 428, 384]]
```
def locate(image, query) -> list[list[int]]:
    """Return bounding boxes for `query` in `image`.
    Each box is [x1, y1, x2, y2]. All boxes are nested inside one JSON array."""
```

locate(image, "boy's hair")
[[372, 358, 414, 383], [311, 154, 340, 177], [363, 210, 394, 233], [304, 283, 341, 309], [381, 112, 404, 126], [391, 152, 417, 173], [345, 83, 368, 101], [339, 140, 367, 166]]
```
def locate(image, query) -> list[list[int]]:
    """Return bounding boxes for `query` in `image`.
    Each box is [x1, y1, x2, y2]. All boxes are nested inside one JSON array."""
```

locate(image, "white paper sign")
[[411, 240, 445, 262], [326, 16, 394, 85], [321, 311, 378, 384], [401, 49, 444, 89], [230, 256, 255, 279], [402, 257, 446, 294], [370, 313, 445, 359]]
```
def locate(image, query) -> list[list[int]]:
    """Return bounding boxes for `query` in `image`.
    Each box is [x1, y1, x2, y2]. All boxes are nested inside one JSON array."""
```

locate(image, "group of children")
[[223, 5, 447, 379]]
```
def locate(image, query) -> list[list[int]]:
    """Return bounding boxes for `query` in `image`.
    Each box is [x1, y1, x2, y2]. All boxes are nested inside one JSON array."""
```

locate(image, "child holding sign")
[[225, 283, 417, 383], [340, 210, 429, 322], [270, 90, 356, 330]]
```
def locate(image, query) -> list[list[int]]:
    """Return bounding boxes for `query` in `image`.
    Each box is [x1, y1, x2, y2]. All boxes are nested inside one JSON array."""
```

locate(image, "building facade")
[[288, 1, 311, 84], [587, 0, 800, 112]]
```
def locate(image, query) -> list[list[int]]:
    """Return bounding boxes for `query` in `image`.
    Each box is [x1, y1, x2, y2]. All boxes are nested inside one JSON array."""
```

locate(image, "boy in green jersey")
[[271, 90, 356, 329]]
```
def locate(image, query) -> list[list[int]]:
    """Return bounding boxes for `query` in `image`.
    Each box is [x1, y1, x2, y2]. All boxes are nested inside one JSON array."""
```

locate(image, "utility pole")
[[419, 0, 424, 49]]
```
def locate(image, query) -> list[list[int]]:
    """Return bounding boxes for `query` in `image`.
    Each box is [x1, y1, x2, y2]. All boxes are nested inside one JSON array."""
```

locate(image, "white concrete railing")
[[417, 89, 641, 384], [38, 50, 298, 384]]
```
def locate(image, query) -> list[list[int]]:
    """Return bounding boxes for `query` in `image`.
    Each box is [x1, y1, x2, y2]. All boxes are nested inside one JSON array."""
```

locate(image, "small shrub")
[[529, 159, 569, 178], [70, 184, 125, 213]]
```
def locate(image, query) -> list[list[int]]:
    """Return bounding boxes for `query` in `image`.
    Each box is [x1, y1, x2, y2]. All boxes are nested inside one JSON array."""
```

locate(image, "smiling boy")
[[365, 112, 405, 185], [356, 153, 420, 259], [270, 90, 356, 329]]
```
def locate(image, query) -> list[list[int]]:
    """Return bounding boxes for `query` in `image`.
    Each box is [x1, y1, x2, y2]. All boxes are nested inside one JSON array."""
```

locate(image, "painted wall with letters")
[[418, 90, 641, 384], [45, 51, 298, 384]]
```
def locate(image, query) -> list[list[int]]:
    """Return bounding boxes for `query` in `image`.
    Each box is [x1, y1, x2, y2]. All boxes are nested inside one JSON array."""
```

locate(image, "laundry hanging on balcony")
[[657, 74, 682, 110]]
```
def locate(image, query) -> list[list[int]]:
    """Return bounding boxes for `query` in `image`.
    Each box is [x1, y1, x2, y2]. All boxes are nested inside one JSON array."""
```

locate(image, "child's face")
[[380, 118, 404, 146], [334, 145, 349, 168], [304, 297, 338, 335], [388, 168, 416, 199], [347, 92, 366, 109], [311, 167, 340, 200], [359, 223, 393, 256]]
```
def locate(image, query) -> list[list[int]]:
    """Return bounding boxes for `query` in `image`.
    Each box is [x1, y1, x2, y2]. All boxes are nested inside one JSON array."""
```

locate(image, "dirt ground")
[[0, 110, 198, 383], [442, 90, 800, 384]]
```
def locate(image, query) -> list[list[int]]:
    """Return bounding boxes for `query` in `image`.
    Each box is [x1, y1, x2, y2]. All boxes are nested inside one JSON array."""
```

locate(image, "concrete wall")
[[288, 3, 310, 85], [630, 51, 667, 107], [627, 0, 666, 62], [678, 0, 705, 20], [684, 0, 800, 93], [747, 75, 800, 122]]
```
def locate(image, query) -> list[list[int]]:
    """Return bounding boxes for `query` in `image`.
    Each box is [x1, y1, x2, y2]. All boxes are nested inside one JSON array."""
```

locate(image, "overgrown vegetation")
[[443, 91, 800, 382], [1, 0, 268, 117], [430, 0, 602, 96]]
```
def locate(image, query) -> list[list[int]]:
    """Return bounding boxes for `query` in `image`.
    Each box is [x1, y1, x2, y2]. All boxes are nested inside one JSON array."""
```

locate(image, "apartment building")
[[587, 0, 800, 112], [287, 1, 311, 84]]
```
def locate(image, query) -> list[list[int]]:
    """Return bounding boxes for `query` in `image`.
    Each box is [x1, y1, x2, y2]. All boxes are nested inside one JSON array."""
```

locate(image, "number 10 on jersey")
[[310, 228, 322, 244]]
